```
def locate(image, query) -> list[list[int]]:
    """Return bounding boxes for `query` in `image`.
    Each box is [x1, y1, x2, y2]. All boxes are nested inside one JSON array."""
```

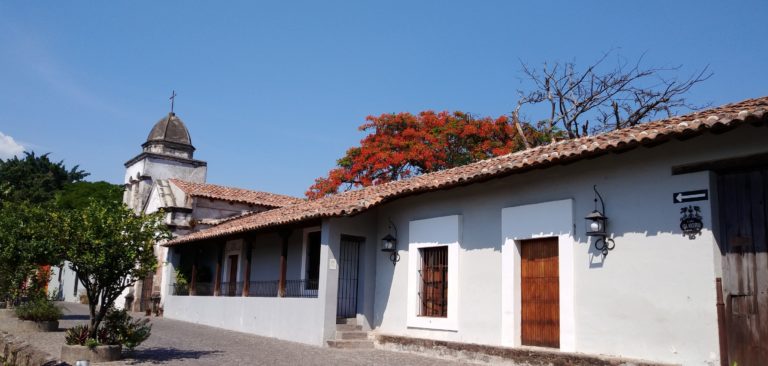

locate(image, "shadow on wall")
[[123, 347, 222, 364]]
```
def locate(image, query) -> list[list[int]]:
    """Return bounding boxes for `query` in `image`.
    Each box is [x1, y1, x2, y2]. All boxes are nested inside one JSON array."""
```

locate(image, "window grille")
[[419, 246, 448, 317]]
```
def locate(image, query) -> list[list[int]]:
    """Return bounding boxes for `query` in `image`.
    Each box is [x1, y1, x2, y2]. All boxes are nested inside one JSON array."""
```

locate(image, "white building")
[[160, 97, 767, 365]]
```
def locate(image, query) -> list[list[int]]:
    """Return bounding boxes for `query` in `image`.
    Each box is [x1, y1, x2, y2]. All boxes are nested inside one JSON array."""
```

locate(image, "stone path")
[[2, 302, 470, 365]]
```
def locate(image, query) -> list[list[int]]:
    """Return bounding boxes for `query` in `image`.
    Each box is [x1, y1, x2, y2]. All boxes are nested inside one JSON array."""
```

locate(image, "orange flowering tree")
[[306, 111, 546, 198]]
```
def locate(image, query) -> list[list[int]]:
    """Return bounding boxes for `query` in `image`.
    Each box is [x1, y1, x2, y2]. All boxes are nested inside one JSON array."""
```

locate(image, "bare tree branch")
[[514, 51, 711, 140]]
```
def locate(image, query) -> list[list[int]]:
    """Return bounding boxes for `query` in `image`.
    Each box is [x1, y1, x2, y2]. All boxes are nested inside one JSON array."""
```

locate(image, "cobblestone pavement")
[[3, 302, 470, 365]]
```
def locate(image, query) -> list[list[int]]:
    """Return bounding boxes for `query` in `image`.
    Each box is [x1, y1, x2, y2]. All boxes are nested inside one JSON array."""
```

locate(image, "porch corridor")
[[49, 303, 467, 365]]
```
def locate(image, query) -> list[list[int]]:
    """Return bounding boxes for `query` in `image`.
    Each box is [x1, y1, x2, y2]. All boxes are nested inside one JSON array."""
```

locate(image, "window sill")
[[406, 315, 457, 331]]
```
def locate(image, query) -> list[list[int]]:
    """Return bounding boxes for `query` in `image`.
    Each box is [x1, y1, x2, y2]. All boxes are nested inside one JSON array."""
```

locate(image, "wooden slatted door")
[[718, 168, 768, 365], [337, 236, 362, 319], [139, 273, 154, 312], [521, 237, 560, 348]]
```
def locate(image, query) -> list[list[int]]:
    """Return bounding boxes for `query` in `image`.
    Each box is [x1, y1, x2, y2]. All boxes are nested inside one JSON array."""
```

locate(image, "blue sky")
[[0, 1, 766, 197]]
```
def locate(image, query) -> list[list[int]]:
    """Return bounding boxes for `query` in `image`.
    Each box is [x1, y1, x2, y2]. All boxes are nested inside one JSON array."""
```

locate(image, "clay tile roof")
[[169, 179, 305, 208], [165, 96, 768, 246]]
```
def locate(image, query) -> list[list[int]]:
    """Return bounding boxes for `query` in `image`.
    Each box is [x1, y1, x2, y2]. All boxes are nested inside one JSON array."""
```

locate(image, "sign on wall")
[[672, 189, 708, 203]]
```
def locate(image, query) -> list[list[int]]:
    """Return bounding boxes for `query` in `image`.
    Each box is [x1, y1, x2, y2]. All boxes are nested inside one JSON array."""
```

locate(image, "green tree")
[[58, 199, 169, 338], [0, 202, 62, 302], [0, 151, 88, 205], [56, 181, 123, 210]]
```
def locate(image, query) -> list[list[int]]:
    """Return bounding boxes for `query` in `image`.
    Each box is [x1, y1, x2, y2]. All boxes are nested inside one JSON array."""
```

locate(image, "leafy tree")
[[56, 181, 123, 210], [308, 52, 708, 197], [0, 202, 62, 302], [306, 111, 545, 198], [0, 151, 88, 205], [57, 199, 169, 338]]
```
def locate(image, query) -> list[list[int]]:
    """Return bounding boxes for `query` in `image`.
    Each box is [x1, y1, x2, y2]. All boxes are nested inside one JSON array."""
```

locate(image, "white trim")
[[501, 199, 575, 351], [223, 239, 244, 282], [407, 215, 461, 331]]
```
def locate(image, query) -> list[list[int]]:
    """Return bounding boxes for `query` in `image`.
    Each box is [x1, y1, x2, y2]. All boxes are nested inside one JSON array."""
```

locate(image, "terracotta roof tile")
[[165, 96, 768, 246], [169, 179, 304, 208]]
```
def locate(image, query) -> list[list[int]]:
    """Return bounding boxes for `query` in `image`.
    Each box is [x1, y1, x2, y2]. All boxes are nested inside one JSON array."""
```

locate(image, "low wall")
[[375, 334, 675, 366], [164, 295, 326, 346], [0, 331, 59, 366]]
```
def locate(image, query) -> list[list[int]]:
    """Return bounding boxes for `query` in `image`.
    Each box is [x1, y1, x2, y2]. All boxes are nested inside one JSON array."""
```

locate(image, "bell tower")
[[123, 112, 207, 212]]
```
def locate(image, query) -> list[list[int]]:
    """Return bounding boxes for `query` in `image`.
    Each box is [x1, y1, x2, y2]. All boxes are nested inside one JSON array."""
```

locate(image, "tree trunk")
[[88, 295, 99, 338]]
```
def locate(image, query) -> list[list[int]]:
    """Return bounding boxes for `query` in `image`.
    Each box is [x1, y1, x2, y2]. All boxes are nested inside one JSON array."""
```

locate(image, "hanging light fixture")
[[381, 218, 400, 265], [585, 185, 615, 255]]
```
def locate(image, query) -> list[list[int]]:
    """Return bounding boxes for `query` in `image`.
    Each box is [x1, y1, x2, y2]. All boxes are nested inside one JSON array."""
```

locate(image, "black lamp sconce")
[[585, 185, 615, 256], [381, 218, 400, 265]]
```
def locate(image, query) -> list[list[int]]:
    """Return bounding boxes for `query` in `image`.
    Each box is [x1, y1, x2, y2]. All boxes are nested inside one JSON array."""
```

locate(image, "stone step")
[[336, 331, 368, 340], [335, 324, 362, 331], [327, 339, 375, 349], [336, 317, 357, 325]]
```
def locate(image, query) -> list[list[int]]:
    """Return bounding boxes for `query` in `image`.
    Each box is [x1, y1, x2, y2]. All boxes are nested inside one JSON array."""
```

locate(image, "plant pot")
[[18, 319, 59, 332], [61, 344, 122, 364], [0, 301, 6, 309]]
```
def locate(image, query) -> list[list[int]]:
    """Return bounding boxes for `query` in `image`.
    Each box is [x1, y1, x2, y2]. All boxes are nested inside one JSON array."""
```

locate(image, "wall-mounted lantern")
[[381, 219, 400, 265], [586, 185, 615, 256]]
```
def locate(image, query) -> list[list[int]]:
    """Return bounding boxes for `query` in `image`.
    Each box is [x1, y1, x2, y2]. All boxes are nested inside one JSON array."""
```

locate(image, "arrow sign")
[[673, 189, 708, 203]]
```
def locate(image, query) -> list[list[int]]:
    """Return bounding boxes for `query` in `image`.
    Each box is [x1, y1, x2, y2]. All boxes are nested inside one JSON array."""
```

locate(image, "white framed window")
[[407, 215, 460, 331]]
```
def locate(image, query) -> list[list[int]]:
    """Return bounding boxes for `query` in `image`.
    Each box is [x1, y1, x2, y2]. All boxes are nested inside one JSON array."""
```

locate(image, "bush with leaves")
[[14, 297, 62, 322], [65, 323, 119, 347], [103, 308, 152, 350], [64, 325, 90, 346], [57, 199, 168, 339], [0, 203, 62, 304], [65, 308, 152, 350]]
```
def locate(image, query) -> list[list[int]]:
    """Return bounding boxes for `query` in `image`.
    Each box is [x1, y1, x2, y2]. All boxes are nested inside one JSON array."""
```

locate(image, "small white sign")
[[329, 258, 337, 270]]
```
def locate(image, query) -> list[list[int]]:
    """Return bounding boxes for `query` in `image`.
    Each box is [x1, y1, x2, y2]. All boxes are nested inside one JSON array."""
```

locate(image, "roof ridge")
[[169, 178, 303, 199]]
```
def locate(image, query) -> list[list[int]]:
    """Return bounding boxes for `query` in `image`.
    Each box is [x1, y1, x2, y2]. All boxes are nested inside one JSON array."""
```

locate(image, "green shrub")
[[64, 308, 151, 349], [14, 298, 62, 321], [103, 308, 151, 350], [85, 338, 99, 349], [65, 323, 119, 346], [65, 325, 90, 346]]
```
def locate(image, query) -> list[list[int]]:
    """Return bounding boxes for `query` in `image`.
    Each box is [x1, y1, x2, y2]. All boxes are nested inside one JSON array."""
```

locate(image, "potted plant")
[[14, 297, 62, 331], [61, 308, 152, 364], [62, 324, 122, 364]]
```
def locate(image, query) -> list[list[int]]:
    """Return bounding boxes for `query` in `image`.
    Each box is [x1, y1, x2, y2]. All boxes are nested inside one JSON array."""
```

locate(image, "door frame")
[[501, 199, 576, 351]]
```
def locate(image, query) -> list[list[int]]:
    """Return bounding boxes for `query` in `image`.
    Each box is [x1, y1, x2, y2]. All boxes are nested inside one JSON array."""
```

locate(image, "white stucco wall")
[[48, 263, 80, 303], [132, 157, 206, 185], [324, 212, 379, 331], [192, 198, 265, 222], [365, 125, 768, 365], [164, 295, 326, 345], [164, 224, 336, 346]]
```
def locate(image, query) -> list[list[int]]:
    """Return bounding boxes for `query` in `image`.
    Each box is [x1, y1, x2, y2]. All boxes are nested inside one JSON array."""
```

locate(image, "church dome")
[[146, 112, 193, 146]]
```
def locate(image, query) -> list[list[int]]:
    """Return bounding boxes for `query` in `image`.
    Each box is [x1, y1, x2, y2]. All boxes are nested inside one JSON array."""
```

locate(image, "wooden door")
[[718, 168, 768, 365], [227, 255, 238, 296], [139, 273, 154, 312], [521, 237, 560, 348]]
